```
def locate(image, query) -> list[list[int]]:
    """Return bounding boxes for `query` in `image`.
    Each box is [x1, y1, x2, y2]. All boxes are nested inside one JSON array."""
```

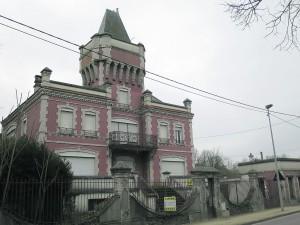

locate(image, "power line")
[[0, 23, 79, 54], [1, 15, 300, 118], [194, 117, 300, 139], [270, 113, 300, 129], [146, 77, 264, 113]]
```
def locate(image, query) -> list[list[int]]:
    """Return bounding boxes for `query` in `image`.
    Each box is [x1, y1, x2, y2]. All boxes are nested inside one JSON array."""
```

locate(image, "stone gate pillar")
[[248, 171, 265, 211], [189, 172, 208, 222], [111, 162, 132, 225], [211, 176, 222, 217]]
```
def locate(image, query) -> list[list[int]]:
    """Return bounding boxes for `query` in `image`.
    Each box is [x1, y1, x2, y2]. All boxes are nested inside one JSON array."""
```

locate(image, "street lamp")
[[265, 104, 284, 211]]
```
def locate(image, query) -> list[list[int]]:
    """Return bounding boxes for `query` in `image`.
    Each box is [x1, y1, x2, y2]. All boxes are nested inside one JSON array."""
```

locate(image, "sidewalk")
[[189, 206, 300, 225]]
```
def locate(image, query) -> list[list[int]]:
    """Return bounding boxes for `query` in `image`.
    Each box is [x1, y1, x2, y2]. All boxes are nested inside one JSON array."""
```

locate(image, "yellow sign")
[[164, 196, 176, 211], [187, 179, 193, 186]]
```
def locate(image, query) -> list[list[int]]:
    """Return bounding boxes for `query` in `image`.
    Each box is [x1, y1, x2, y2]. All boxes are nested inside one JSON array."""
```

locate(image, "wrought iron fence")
[[129, 177, 193, 213], [129, 176, 159, 212], [220, 179, 253, 215], [0, 177, 115, 224]]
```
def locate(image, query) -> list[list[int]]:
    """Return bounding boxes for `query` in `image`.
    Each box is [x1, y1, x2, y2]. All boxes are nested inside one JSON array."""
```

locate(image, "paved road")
[[252, 212, 300, 225]]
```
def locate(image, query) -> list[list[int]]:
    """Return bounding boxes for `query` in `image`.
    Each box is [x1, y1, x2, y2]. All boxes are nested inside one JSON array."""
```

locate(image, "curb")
[[241, 210, 300, 225]]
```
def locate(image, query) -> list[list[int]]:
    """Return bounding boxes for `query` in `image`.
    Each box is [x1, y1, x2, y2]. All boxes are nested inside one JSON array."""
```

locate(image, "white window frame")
[[157, 120, 170, 144], [81, 108, 99, 137], [174, 123, 185, 145], [57, 104, 77, 135]]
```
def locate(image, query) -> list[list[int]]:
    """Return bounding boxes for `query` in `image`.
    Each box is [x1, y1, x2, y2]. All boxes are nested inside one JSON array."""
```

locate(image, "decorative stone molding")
[[42, 91, 113, 106], [131, 68, 137, 85], [39, 95, 49, 142], [119, 63, 124, 82], [112, 63, 117, 80], [145, 113, 152, 135]]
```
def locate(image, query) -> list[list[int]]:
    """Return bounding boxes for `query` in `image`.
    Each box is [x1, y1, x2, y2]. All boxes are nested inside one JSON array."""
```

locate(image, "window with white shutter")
[[159, 123, 169, 144], [84, 113, 97, 137], [59, 109, 74, 135], [119, 90, 128, 104], [161, 157, 186, 176], [61, 110, 73, 128]]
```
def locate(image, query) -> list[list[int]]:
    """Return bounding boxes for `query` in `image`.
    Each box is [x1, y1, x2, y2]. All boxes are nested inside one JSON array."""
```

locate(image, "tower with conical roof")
[[79, 9, 145, 106]]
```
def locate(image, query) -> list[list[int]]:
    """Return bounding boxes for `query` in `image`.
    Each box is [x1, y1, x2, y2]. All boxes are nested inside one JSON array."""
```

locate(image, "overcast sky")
[[1, 0, 300, 163]]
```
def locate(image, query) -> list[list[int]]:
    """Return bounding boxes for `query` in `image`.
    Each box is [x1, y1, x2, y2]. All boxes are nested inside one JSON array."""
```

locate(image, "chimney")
[[249, 153, 254, 161], [41, 67, 52, 83], [260, 151, 264, 160], [183, 98, 192, 112], [142, 90, 152, 105]]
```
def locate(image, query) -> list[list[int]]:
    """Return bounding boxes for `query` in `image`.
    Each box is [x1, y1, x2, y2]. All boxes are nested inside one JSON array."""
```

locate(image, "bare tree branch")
[[224, 0, 300, 50]]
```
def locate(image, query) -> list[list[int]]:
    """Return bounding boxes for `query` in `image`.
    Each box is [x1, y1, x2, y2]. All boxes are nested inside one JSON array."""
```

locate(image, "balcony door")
[[111, 120, 138, 144]]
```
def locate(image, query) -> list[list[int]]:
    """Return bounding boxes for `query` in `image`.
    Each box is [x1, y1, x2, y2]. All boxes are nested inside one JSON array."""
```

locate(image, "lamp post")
[[265, 104, 284, 211]]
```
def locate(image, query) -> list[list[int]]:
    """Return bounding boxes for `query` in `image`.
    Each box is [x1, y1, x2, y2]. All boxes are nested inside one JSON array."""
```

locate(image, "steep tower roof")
[[98, 9, 131, 43]]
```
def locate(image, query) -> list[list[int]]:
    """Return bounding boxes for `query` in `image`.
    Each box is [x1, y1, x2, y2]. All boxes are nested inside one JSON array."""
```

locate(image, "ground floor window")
[[160, 157, 186, 176], [57, 150, 97, 176]]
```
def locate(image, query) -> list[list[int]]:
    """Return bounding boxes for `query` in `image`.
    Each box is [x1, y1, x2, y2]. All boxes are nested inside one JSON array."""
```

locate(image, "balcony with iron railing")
[[109, 131, 157, 152], [58, 127, 74, 135], [159, 138, 170, 145]]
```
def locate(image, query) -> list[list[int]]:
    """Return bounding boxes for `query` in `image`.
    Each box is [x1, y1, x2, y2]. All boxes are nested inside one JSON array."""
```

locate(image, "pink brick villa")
[[1, 9, 195, 181]]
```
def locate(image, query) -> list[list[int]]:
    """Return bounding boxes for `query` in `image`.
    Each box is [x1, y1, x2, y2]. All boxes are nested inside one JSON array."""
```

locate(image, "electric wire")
[[1, 15, 300, 119], [194, 117, 300, 139], [146, 77, 265, 113], [270, 113, 300, 129], [1, 20, 265, 114], [0, 23, 79, 54]]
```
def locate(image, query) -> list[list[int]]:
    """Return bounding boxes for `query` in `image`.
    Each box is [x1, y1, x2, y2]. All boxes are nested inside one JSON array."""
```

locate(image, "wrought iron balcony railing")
[[58, 127, 74, 135], [109, 131, 157, 148], [175, 139, 185, 145], [159, 138, 170, 145], [83, 130, 97, 137]]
